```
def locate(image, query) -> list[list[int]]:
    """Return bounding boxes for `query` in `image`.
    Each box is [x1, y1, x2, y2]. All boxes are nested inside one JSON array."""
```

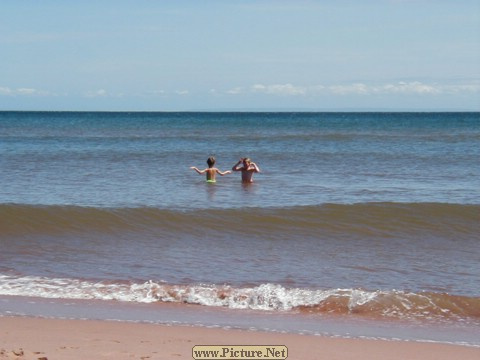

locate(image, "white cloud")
[[0, 87, 13, 95], [0, 86, 49, 96], [374, 81, 480, 95], [379, 81, 441, 95], [175, 90, 189, 95], [328, 82, 444, 95], [251, 83, 307, 96], [85, 89, 108, 98], [227, 87, 244, 94], [330, 83, 369, 95], [17, 88, 37, 95], [221, 81, 480, 97]]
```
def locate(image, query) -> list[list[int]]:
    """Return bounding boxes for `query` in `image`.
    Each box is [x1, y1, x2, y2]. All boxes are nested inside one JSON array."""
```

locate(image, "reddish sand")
[[0, 316, 479, 360]]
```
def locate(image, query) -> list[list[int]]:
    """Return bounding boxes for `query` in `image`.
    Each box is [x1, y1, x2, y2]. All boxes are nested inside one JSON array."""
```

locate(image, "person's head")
[[207, 156, 216, 168], [242, 158, 251, 167]]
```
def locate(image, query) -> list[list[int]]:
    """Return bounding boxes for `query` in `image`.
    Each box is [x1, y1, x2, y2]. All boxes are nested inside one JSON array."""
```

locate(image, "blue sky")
[[1, 0, 479, 111]]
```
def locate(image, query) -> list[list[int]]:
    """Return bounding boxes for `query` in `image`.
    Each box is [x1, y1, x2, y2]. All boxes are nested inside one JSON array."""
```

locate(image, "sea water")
[[1, 111, 479, 345]]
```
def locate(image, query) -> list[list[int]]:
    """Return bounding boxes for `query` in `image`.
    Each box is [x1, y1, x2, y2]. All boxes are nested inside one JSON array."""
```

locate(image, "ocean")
[[1, 111, 479, 345]]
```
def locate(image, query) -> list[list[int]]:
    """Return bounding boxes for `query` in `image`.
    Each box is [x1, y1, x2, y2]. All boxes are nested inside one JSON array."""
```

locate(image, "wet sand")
[[1, 316, 479, 360]]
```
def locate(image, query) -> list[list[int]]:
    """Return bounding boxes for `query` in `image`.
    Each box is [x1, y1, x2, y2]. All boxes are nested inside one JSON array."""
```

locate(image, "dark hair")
[[207, 156, 216, 167]]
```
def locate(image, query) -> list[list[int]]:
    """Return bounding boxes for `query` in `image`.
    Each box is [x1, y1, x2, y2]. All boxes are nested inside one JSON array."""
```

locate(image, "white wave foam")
[[0, 274, 384, 311], [0, 275, 160, 303], [0, 274, 473, 324]]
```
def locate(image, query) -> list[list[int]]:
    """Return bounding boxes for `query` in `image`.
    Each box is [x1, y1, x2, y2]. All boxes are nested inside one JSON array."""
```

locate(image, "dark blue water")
[[1, 111, 479, 208]]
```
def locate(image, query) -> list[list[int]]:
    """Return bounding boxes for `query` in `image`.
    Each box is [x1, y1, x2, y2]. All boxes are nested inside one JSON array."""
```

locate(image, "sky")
[[1, 0, 479, 111]]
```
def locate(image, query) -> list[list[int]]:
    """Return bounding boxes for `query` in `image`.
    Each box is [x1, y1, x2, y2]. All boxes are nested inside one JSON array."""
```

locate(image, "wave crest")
[[1, 275, 478, 324], [1, 203, 478, 240]]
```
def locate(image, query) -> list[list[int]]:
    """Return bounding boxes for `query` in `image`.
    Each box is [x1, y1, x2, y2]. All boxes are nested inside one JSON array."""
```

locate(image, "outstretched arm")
[[216, 169, 232, 176], [190, 166, 206, 174]]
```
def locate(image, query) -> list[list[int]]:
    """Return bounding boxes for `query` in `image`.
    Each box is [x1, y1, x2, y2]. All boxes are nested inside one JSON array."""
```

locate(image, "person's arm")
[[232, 159, 243, 171], [216, 169, 232, 176], [190, 166, 206, 174], [249, 162, 260, 172]]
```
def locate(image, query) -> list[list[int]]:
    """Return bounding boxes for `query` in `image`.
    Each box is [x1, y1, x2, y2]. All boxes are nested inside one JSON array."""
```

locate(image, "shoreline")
[[1, 294, 479, 348], [1, 316, 480, 360]]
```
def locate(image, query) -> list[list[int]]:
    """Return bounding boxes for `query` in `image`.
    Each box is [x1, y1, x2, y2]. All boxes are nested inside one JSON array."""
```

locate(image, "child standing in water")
[[232, 157, 260, 183], [190, 156, 231, 183]]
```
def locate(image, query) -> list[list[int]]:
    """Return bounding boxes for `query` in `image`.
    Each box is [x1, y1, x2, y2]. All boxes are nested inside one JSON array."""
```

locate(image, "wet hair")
[[207, 156, 216, 167]]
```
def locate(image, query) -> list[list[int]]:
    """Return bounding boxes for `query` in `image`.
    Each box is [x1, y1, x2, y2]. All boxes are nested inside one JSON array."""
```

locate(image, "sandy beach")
[[0, 316, 479, 360]]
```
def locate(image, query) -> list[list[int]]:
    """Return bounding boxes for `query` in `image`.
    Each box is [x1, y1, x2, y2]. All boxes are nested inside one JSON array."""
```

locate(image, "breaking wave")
[[1, 275, 478, 325]]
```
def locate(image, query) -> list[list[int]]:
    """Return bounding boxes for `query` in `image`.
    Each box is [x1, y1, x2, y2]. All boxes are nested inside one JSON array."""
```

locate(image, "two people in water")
[[190, 156, 260, 183]]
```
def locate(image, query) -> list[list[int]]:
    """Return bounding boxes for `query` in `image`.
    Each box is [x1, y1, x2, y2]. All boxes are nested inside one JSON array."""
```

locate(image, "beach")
[[1, 316, 480, 360], [2, 1, 479, 357]]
